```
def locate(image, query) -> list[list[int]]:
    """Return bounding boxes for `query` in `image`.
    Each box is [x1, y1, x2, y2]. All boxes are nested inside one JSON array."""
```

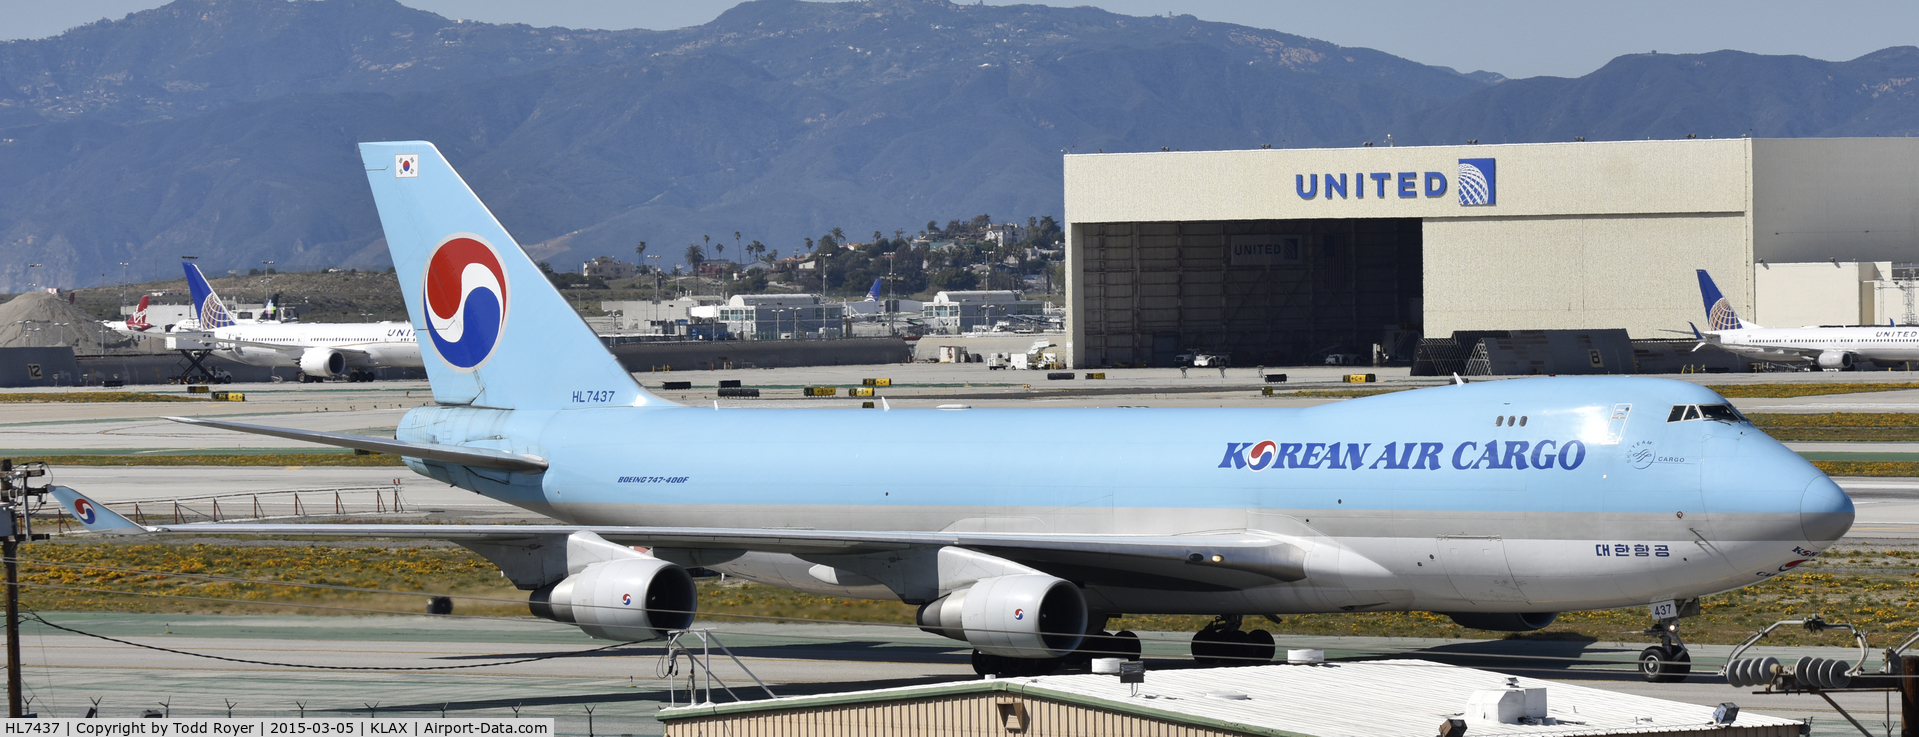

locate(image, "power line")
[[24, 612, 642, 671]]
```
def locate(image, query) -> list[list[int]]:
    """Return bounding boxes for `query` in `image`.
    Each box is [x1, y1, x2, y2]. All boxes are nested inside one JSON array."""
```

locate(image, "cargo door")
[[1436, 535, 1528, 603]]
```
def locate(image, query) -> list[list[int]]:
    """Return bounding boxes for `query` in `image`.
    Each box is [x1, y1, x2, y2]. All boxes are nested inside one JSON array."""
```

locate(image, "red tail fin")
[[126, 296, 151, 332]]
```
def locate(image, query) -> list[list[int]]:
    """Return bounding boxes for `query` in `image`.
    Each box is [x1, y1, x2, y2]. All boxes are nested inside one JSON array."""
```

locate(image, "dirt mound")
[[0, 291, 140, 354]]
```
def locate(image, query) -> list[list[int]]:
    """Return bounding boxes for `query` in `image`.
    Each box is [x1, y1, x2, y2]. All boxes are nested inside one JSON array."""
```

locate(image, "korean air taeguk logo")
[[423, 235, 509, 371], [1457, 158, 1496, 206]]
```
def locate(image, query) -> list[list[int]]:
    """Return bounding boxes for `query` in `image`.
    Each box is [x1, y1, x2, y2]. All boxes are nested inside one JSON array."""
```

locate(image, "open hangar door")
[[1075, 219, 1421, 367]]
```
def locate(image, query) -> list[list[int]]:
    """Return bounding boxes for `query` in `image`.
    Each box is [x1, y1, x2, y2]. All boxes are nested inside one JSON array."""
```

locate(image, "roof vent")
[[1204, 690, 1250, 701]]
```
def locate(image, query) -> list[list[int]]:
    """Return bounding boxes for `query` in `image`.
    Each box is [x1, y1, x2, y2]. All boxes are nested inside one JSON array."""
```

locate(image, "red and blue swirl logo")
[[74, 499, 97, 525], [621, 594, 632, 606], [423, 235, 508, 371], [1246, 440, 1278, 471]]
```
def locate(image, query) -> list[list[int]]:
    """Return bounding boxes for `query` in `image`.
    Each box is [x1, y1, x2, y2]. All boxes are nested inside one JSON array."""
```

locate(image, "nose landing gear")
[[1639, 617, 1692, 683]]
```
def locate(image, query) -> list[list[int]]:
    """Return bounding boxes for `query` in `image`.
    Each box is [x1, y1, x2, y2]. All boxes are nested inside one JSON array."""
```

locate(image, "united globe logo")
[[1708, 297, 1743, 331], [422, 235, 509, 371], [1457, 158, 1497, 206]]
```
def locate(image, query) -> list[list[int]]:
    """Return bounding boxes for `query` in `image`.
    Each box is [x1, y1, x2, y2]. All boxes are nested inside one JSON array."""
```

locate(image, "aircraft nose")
[[1801, 476, 1855, 544]]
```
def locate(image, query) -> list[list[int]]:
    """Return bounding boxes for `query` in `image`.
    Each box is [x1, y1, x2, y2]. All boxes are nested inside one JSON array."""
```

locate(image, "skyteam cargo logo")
[[423, 234, 509, 371], [73, 498, 97, 525], [1457, 158, 1496, 206]]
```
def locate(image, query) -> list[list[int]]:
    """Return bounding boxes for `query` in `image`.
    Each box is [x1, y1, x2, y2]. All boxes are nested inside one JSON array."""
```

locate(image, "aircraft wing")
[[49, 487, 1304, 588], [164, 416, 547, 472]]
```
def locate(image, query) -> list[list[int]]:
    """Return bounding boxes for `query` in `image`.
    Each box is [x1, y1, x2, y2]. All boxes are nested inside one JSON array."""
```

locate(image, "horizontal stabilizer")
[[48, 486, 148, 534], [164, 416, 548, 472]]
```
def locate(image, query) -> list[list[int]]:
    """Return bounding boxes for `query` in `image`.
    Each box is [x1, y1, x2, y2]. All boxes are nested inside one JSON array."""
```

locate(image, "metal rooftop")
[[658, 659, 1802, 737]]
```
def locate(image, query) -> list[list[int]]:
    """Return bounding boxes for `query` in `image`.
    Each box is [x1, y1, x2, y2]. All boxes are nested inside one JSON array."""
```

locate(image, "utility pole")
[[1, 459, 49, 718]]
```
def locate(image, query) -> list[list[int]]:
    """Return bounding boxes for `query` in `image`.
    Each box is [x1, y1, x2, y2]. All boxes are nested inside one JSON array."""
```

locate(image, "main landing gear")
[[1190, 615, 1277, 667], [1638, 617, 1692, 683]]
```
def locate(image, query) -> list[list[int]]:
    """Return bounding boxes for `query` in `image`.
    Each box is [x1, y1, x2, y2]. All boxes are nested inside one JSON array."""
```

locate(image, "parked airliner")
[[165, 262, 422, 381], [51, 143, 1853, 684], [1693, 269, 1919, 369]]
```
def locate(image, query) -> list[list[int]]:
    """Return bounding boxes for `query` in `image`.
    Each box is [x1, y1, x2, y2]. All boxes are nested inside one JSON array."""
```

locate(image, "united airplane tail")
[[1696, 269, 1749, 331], [358, 141, 661, 410], [182, 262, 235, 329], [864, 277, 883, 302]]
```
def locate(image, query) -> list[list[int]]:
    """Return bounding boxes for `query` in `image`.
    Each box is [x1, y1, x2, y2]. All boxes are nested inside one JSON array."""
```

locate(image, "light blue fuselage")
[[395, 375, 1852, 619]]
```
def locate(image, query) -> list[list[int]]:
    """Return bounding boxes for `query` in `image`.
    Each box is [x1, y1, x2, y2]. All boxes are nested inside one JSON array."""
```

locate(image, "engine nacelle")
[[1441, 611, 1559, 632], [299, 347, 346, 378], [1816, 350, 1853, 370], [529, 557, 697, 641], [916, 574, 1087, 658]]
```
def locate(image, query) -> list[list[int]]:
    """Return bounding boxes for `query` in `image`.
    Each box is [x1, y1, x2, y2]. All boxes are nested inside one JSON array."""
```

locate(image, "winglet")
[[48, 486, 148, 534], [1688, 321, 1703, 340]]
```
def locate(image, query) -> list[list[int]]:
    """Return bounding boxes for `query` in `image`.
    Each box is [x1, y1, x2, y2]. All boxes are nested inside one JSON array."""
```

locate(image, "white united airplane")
[[166, 262, 422, 382], [1693, 269, 1919, 369]]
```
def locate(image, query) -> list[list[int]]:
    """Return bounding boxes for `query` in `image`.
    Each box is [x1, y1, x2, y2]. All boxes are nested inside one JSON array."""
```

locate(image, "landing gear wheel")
[[1191, 616, 1248, 667], [1639, 645, 1691, 683], [970, 650, 1061, 677], [1242, 629, 1277, 664]]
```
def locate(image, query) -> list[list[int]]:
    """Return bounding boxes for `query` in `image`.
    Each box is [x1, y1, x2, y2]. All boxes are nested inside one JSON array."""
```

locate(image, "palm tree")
[[634, 241, 647, 271]]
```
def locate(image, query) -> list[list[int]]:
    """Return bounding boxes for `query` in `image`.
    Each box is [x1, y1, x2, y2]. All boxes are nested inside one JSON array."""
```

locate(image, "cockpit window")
[[1667, 403, 1747, 423]]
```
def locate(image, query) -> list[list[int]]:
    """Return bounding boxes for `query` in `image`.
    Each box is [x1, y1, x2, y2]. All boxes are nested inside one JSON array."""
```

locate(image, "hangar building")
[[1062, 138, 1919, 368]]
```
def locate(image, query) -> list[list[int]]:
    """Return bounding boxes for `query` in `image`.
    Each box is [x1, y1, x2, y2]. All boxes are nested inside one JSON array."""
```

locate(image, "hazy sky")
[[3, 0, 1915, 80]]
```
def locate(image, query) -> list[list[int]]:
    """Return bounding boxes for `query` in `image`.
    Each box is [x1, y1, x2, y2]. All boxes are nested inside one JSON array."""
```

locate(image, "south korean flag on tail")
[[395, 154, 419, 178]]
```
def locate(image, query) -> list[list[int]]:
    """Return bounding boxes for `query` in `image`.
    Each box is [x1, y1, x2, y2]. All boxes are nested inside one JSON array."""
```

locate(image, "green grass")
[[0, 391, 195, 403], [21, 541, 1919, 647], [1270, 388, 1410, 399], [1709, 382, 1919, 398]]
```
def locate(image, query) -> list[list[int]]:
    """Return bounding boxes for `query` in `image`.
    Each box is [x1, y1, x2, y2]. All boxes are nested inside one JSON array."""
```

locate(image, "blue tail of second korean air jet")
[[1696, 269, 1747, 331], [183, 262, 234, 329]]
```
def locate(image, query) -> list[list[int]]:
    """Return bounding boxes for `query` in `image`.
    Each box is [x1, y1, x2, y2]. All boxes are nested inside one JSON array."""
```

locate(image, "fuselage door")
[[1604, 403, 1632, 445], [1436, 535, 1528, 603]]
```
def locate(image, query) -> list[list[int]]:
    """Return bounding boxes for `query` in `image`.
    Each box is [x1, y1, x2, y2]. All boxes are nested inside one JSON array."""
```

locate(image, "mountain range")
[[3, 0, 1917, 292]]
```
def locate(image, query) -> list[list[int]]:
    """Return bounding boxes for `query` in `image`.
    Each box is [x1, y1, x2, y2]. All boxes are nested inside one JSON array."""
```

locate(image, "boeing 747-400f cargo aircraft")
[[52, 143, 1854, 684], [165, 261, 422, 382], [1694, 269, 1919, 369]]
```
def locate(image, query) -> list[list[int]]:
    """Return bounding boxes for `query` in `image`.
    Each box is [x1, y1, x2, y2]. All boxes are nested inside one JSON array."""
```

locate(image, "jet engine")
[[299, 347, 346, 378], [529, 557, 697, 641], [1816, 350, 1853, 370], [1441, 611, 1558, 632], [916, 574, 1087, 658]]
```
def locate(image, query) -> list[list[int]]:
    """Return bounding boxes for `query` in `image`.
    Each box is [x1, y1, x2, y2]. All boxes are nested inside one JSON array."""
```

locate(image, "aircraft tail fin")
[[1696, 269, 1748, 331], [126, 296, 151, 332], [182, 262, 235, 329], [358, 141, 664, 410], [864, 277, 883, 302], [48, 486, 148, 534]]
